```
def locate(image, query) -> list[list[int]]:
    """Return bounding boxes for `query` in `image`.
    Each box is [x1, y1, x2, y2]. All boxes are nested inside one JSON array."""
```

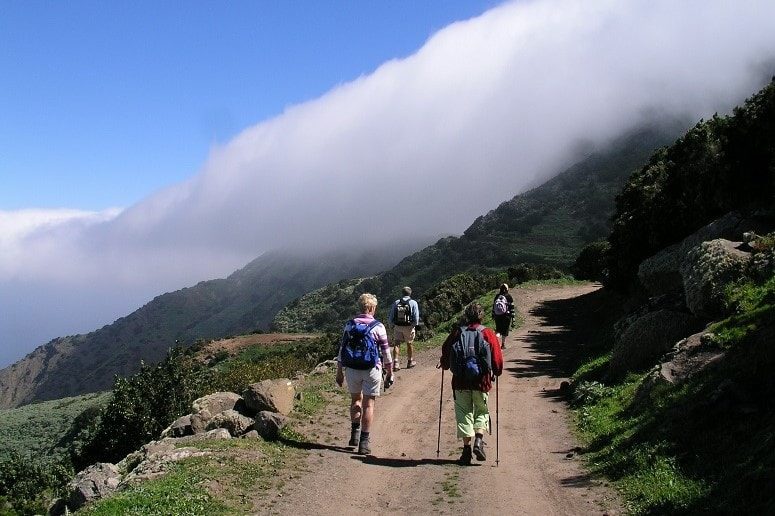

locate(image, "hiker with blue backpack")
[[492, 283, 515, 349], [336, 293, 394, 455], [387, 286, 420, 370], [440, 302, 504, 465]]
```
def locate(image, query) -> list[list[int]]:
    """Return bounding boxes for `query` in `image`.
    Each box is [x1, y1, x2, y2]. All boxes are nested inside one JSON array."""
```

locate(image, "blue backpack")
[[450, 325, 492, 383], [340, 319, 381, 370]]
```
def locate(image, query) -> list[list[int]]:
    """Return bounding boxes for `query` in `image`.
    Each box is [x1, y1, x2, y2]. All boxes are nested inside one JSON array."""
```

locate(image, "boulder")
[[637, 211, 748, 295], [681, 239, 750, 318], [610, 309, 702, 377], [191, 391, 242, 416], [190, 409, 212, 434], [65, 463, 121, 510], [203, 428, 232, 440], [122, 440, 208, 485], [205, 409, 254, 436], [161, 414, 193, 438], [254, 410, 288, 440], [243, 379, 296, 415]]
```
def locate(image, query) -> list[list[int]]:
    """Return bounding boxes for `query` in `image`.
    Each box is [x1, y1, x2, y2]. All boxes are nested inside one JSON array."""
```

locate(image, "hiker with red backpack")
[[440, 302, 504, 465], [336, 293, 394, 455], [387, 286, 420, 370], [492, 283, 515, 349]]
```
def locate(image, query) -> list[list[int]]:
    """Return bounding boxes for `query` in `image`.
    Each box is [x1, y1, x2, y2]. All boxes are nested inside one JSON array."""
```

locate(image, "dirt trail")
[[265, 284, 622, 515]]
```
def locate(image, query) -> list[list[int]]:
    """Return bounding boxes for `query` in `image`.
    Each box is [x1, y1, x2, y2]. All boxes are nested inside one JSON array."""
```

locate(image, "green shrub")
[[73, 348, 215, 469], [0, 453, 71, 515], [572, 240, 610, 281]]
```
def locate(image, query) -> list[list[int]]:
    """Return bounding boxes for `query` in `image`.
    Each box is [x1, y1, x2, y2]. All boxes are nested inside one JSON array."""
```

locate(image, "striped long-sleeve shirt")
[[337, 314, 393, 374]]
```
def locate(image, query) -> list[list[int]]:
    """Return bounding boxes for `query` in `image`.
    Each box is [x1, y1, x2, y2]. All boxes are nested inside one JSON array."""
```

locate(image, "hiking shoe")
[[407, 359, 417, 369], [473, 436, 486, 461], [393, 360, 400, 371], [358, 436, 371, 455], [348, 428, 361, 447], [458, 445, 473, 465]]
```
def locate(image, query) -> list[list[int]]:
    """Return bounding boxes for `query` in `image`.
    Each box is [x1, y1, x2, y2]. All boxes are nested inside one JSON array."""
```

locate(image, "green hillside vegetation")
[[608, 79, 775, 290], [0, 393, 110, 462], [274, 125, 683, 334], [569, 79, 775, 514]]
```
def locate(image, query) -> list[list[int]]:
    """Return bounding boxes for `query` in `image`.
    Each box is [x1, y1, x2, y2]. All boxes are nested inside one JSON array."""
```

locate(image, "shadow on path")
[[278, 437, 354, 455], [506, 287, 611, 381], [354, 455, 467, 467]]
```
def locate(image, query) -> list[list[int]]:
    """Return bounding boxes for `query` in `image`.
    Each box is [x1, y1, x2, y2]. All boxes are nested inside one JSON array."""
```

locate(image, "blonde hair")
[[358, 293, 378, 313]]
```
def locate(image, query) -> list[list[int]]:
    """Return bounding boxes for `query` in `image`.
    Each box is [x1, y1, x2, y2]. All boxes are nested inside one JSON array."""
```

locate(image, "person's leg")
[[454, 390, 475, 464], [358, 368, 381, 454], [392, 341, 401, 370], [406, 327, 416, 367], [471, 391, 490, 461], [349, 392, 363, 446]]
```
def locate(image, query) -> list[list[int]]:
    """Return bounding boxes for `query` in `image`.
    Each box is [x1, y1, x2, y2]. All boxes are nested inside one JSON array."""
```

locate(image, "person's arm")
[[376, 323, 393, 377], [440, 328, 459, 370], [387, 301, 396, 327], [484, 328, 503, 376], [411, 299, 420, 326], [335, 327, 346, 386]]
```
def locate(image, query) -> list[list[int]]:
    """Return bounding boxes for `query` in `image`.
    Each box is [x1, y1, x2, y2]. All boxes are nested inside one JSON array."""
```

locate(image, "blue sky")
[[1, 0, 774, 368], [0, 0, 498, 211]]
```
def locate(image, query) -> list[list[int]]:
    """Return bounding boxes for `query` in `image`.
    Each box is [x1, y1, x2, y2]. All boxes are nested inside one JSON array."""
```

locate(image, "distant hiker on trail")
[[336, 293, 394, 455], [492, 283, 515, 349], [387, 286, 420, 370], [440, 301, 503, 465]]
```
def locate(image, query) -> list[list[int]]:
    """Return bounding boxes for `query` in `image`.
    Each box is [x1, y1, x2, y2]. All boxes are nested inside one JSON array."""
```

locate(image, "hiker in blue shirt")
[[387, 286, 420, 370]]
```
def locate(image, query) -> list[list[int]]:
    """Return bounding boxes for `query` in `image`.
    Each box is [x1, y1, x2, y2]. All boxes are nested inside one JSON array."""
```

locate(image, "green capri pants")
[[453, 389, 489, 439]]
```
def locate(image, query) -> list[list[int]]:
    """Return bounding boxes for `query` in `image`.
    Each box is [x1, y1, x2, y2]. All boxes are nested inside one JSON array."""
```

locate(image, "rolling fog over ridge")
[[3, 0, 775, 366]]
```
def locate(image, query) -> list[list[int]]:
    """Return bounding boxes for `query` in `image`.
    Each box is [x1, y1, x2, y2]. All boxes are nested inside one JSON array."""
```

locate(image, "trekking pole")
[[496, 376, 500, 467], [437, 366, 444, 458]]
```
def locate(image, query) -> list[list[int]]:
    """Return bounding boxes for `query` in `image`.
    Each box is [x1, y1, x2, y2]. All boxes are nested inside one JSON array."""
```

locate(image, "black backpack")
[[450, 325, 491, 383], [340, 319, 381, 370], [394, 298, 413, 326]]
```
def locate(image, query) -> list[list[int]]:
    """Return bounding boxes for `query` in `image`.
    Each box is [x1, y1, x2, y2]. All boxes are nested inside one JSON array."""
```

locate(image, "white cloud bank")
[[3, 0, 775, 366]]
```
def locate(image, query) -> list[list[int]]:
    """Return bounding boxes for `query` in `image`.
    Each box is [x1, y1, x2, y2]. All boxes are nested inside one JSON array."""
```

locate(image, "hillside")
[[273, 122, 685, 333], [565, 79, 775, 513], [0, 242, 426, 409]]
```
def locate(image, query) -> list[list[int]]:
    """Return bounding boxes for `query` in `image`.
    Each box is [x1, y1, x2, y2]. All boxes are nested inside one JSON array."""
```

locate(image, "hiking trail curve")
[[263, 283, 623, 515]]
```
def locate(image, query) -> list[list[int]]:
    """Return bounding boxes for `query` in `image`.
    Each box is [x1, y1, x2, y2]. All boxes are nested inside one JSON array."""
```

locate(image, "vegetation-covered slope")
[[608, 78, 775, 289], [568, 79, 775, 513], [0, 242, 425, 409], [274, 124, 684, 332]]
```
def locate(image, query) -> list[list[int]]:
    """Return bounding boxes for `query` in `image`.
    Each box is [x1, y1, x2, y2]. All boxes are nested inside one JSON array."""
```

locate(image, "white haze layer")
[[2, 0, 775, 367]]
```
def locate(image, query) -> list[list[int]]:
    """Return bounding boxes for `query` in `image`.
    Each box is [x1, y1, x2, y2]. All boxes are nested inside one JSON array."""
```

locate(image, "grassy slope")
[[0, 392, 109, 461]]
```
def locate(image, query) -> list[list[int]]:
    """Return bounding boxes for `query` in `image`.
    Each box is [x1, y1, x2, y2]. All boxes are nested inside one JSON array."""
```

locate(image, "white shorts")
[[344, 367, 382, 397]]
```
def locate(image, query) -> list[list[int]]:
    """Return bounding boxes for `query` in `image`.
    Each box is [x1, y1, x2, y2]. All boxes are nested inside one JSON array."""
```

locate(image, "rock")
[[47, 497, 68, 516], [190, 409, 212, 434], [681, 239, 750, 318], [204, 428, 232, 439], [610, 310, 702, 377], [637, 211, 751, 296], [633, 331, 725, 409], [122, 440, 209, 484], [241, 429, 260, 439], [163, 414, 193, 438], [66, 462, 121, 510], [243, 379, 296, 415], [205, 409, 255, 436], [254, 410, 288, 440], [191, 392, 242, 416]]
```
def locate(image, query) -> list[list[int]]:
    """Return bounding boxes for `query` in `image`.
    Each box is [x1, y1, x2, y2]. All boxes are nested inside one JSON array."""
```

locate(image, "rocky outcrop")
[[243, 378, 296, 415], [64, 463, 122, 511], [254, 410, 288, 440], [191, 391, 242, 415], [638, 212, 749, 296], [634, 331, 725, 409], [610, 310, 703, 377], [681, 239, 750, 318], [206, 409, 255, 436]]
